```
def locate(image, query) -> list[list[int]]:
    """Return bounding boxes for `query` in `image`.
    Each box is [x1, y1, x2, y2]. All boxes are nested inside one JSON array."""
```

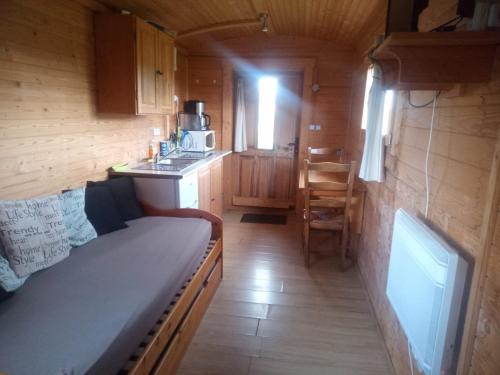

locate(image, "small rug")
[[240, 213, 287, 225]]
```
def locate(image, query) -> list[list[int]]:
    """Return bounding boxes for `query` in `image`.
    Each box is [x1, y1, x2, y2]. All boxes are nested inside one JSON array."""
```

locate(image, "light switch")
[[308, 124, 316, 131], [152, 128, 161, 136]]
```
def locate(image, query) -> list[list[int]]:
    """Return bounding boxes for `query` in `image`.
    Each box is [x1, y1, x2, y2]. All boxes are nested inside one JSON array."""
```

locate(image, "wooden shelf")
[[371, 31, 500, 91]]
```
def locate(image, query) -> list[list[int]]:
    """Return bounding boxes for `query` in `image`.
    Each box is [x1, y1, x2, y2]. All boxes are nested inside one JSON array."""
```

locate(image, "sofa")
[[0, 179, 223, 375]]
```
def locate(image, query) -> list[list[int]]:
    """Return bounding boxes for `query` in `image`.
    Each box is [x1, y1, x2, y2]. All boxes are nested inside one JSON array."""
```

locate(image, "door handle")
[[156, 70, 164, 75]]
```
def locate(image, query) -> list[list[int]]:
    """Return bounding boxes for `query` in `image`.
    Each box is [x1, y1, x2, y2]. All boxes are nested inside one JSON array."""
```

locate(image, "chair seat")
[[309, 210, 344, 230]]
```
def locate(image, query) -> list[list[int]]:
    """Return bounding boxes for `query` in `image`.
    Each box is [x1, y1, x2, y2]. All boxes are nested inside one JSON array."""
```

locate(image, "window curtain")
[[234, 78, 247, 152], [359, 64, 385, 182]]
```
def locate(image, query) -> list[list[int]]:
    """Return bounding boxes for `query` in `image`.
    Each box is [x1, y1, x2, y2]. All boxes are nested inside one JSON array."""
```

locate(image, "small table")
[[298, 169, 366, 234]]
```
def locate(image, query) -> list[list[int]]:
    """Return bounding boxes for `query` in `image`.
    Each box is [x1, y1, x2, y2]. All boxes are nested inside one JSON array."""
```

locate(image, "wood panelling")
[[96, 0, 387, 49], [345, 1, 500, 374], [187, 57, 224, 149], [0, 0, 167, 199], [175, 50, 189, 106]]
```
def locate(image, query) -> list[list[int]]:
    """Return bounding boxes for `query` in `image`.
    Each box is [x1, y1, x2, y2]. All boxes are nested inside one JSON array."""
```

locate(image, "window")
[[359, 65, 395, 182], [361, 67, 374, 130], [361, 66, 394, 136], [381, 90, 395, 136], [257, 76, 278, 150]]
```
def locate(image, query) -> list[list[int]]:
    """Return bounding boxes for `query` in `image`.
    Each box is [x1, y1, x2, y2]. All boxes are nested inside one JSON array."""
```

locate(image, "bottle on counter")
[[148, 141, 156, 160]]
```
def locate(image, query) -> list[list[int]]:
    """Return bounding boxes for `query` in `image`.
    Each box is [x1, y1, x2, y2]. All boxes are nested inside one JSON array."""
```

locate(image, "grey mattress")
[[0, 216, 212, 375]]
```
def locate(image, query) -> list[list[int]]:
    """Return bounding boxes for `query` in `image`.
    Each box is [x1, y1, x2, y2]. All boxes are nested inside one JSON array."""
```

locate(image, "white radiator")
[[386, 209, 468, 375]]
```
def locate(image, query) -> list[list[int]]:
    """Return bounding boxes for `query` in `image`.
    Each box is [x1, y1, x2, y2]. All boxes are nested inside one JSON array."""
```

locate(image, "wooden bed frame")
[[120, 205, 223, 375]]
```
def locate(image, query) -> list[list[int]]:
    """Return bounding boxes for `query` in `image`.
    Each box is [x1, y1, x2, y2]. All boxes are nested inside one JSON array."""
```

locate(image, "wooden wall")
[[183, 36, 355, 154], [346, 1, 500, 374], [0, 0, 170, 200], [186, 57, 224, 149]]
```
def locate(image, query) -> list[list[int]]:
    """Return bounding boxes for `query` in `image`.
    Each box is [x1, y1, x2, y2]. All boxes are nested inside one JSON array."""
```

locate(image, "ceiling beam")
[[177, 19, 261, 39]]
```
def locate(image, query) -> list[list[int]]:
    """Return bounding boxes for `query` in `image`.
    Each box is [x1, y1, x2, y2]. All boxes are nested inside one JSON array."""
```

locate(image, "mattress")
[[0, 216, 212, 375]]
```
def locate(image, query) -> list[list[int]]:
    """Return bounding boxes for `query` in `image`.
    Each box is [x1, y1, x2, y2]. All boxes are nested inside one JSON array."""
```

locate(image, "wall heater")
[[386, 209, 468, 375]]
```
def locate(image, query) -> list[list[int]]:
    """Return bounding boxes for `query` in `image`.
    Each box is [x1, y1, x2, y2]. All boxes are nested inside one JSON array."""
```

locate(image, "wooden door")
[[136, 19, 157, 114], [210, 159, 223, 217], [198, 166, 211, 212], [233, 74, 302, 208], [156, 32, 174, 114]]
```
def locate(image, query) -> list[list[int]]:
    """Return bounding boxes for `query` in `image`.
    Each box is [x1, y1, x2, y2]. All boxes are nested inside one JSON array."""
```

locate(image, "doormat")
[[240, 213, 287, 225]]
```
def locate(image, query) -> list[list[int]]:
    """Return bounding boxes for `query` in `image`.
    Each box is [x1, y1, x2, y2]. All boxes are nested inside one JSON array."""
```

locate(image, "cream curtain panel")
[[234, 78, 247, 152]]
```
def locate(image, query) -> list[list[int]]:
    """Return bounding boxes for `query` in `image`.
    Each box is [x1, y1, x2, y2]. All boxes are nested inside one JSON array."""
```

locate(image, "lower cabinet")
[[198, 166, 211, 212], [198, 159, 223, 217], [132, 158, 223, 216], [133, 171, 199, 210]]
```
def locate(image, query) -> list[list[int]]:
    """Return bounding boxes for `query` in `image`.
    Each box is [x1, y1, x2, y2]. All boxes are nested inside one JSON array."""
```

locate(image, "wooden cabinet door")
[[136, 19, 157, 114], [198, 166, 211, 212], [210, 159, 223, 217], [156, 32, 174, 114]]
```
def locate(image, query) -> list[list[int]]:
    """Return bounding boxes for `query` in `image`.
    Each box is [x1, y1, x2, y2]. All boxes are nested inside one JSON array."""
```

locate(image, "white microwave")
[[181, 130, 215, 153]]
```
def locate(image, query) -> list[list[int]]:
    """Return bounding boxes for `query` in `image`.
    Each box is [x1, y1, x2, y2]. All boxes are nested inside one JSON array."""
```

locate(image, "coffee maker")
[[180, 100, 211, 130]]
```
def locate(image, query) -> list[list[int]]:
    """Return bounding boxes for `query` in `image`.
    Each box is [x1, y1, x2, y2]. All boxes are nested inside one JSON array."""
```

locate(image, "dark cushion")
[[87, 177, 143, 221], [0, 288, 13, 302], [84, 186, 128, 236]]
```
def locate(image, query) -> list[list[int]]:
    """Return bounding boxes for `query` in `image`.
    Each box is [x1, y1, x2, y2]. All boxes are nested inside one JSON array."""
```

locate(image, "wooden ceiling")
[[96, 0, 387, 50]]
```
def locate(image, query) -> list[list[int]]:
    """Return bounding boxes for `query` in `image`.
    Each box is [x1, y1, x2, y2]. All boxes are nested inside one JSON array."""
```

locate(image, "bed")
[[0, 206, 223, 375]]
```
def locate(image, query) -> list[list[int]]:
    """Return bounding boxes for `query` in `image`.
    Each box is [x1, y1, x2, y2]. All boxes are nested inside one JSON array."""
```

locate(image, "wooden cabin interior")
[[1, 0, 500, 374]]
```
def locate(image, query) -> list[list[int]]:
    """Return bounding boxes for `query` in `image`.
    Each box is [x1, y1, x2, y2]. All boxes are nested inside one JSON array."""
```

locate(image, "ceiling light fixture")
[[260, 13, 269, 32]]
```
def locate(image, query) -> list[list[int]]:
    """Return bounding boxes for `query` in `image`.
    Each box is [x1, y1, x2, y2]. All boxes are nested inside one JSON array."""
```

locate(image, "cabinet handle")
[[156, 70, 164, 75]]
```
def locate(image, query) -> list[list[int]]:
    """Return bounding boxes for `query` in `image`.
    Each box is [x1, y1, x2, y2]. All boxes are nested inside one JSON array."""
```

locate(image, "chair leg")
[[303, 224, 310, 268], [340, 226, 349, 271]]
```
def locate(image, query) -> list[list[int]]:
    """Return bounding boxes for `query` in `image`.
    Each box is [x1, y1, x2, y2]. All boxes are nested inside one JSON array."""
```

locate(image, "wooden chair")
[[303, 159, 356, 270], [307, 147, 345, 162]]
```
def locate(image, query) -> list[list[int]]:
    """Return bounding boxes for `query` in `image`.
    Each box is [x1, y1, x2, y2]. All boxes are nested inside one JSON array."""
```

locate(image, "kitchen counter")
[[109, 150, 231, 180]]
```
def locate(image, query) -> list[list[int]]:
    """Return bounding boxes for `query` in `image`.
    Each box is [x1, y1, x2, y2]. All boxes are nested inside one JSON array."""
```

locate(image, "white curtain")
[[234, 79, 247, 152], [359, 64, 385, 182]]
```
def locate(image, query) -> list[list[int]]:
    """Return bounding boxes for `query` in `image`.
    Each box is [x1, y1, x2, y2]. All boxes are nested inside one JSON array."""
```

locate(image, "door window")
[[257, 76, 278, 150]]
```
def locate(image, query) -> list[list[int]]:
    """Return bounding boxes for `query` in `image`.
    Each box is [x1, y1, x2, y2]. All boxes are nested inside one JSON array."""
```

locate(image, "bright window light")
[[360, 66, 395, 136], [257, 76, 278, 150], [361, 67, 374, 130], [382, 90, 395, 136]]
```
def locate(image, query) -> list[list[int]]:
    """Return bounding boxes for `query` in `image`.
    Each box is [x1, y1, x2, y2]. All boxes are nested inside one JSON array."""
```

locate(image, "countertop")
[[109, 150, 232, 180]]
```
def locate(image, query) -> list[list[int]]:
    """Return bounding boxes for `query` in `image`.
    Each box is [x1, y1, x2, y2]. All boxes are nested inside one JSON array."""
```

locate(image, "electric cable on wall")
[[424, 94, 439, 219], [407, 90, 440, 220]]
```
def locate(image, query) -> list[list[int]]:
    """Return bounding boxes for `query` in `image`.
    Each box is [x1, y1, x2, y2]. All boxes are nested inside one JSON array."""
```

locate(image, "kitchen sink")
[[132, 151, 212, 173], [133, 163, 189, 172]]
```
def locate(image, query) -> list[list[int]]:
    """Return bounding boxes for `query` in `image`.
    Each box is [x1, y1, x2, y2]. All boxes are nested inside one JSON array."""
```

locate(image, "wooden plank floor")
[[178, 209, 394, 375]]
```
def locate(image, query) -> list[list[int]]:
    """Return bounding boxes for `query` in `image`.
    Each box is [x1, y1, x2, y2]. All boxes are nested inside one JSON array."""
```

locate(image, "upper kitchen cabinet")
[[94, 14, 174, 115]]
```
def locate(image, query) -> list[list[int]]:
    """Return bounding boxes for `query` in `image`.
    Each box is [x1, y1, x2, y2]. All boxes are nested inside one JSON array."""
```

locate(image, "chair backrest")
[[307, 147, 345, 162], [304, 159, 357, 212]]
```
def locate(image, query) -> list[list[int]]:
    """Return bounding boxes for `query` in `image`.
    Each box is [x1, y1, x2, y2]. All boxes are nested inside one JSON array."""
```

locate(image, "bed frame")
[[120, 205, 223, 375]]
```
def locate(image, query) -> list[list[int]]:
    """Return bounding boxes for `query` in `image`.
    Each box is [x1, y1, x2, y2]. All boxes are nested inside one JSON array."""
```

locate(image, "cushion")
[[0, 195, 71, 277], [59, 187, 97, 247], [84, 185, 128, 236], [0, 242, 28, 291], [0, 287, 12, 302], [87, 177, 143, 221]]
